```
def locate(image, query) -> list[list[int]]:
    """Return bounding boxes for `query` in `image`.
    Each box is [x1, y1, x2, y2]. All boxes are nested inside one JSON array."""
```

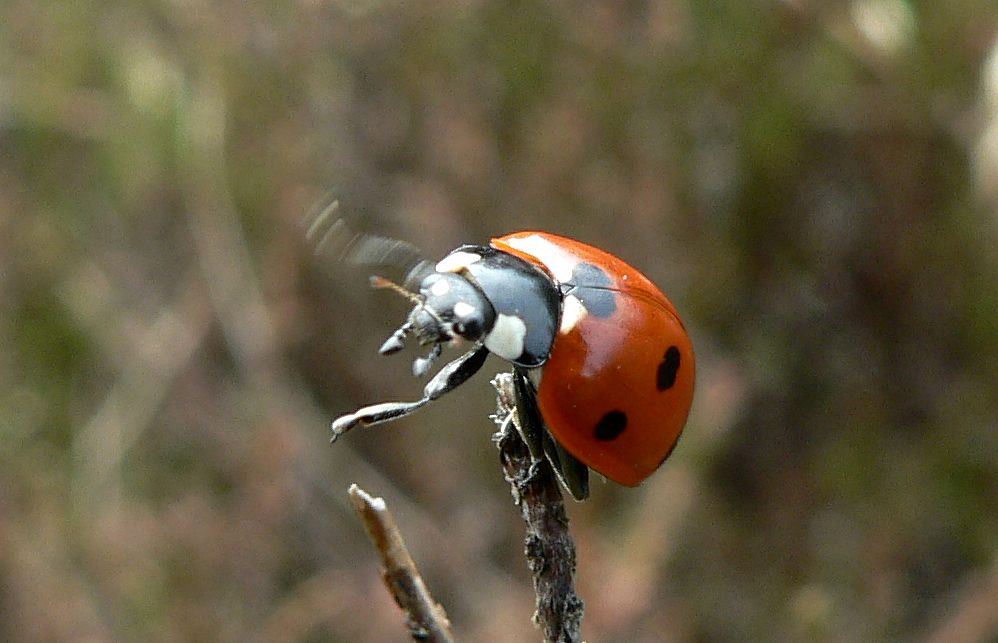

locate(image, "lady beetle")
[[331, 231, 695, 499]]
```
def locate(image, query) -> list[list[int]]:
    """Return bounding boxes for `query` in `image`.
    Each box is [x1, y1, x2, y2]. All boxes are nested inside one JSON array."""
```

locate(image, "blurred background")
[[3, 0, 998, 641]]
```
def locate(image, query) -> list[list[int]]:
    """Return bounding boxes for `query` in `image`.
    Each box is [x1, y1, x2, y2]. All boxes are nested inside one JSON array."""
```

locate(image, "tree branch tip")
[[347, 483, 456, 642], [348, 483, 386, 512]]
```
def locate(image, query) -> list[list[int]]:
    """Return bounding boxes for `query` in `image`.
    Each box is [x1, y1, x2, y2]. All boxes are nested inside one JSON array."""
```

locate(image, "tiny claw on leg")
[[330, 412, 362, 443]]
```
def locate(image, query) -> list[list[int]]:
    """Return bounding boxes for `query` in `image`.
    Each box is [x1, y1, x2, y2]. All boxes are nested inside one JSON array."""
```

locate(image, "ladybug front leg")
[[331, 345, 490, 441]]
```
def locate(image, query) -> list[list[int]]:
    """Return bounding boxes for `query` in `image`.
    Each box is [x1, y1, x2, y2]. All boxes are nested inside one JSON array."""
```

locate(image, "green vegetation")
[[2, 1, 997, 640]]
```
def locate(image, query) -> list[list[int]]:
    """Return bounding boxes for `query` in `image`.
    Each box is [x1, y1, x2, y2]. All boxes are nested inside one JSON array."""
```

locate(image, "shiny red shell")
[[491, 231, 695, 486]]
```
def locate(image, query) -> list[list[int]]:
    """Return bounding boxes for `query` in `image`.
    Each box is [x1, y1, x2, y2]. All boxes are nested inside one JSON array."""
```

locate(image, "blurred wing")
[[304, 195, 433, 288]]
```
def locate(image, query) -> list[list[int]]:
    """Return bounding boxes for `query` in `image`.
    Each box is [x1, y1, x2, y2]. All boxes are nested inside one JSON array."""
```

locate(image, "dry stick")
[[347, 484, 455, 643], [348, 374, 584, 643], [491, 373, 585, 643]]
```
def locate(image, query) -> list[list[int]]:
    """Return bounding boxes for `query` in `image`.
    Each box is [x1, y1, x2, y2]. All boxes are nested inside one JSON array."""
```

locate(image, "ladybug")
[[331, 231, 695, 499]]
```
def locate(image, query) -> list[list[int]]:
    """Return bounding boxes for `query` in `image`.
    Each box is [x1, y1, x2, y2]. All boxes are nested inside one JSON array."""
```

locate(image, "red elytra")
[[492, 231, 695, 486]]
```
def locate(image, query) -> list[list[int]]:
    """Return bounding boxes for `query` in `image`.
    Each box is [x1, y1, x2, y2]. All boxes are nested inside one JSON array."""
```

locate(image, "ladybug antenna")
[[370, 275, 422, 306]]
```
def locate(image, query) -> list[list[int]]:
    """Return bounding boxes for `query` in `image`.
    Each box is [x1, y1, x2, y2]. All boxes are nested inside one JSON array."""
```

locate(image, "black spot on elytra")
[[657, 346, 681, 391], [594, 410, 628, 441]]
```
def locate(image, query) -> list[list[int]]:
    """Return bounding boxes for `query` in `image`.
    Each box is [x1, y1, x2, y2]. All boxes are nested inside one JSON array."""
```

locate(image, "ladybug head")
[[415, 272, 496, 343], [373, 272, 496, 376]]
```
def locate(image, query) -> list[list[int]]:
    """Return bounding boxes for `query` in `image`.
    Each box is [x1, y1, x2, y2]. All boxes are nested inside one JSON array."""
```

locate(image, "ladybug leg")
[[378, 321, 414, 355], [379, 320, 443, 376], [511, 368, 590, 501], [543, 434, 590, 501], [420, 345, 489, 401], [331, 345, 489, 441], [412, 343, 442, 377], [510, 368, 546, 461]]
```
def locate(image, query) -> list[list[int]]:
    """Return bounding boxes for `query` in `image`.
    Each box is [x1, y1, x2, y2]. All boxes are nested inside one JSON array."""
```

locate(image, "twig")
[[347, 484, 455, 643], [491, 373, 585, 643]]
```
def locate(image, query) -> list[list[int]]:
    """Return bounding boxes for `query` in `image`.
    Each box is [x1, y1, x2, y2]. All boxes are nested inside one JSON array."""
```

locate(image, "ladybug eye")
[[451, 301, 482, 339], [452, 313, 484, 340]]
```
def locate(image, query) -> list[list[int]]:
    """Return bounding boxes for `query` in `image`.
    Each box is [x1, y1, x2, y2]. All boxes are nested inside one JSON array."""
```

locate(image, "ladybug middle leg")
[[331, 346, 490, 441], [511, 368, 590, 501]]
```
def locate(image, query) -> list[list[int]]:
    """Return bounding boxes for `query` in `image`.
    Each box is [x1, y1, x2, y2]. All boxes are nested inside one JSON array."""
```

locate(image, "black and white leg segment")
[[412, 343, 442, 377], [511, 367, 546, 461], [378, 321, 414, 355], [331, 346, 490, 442], [511, 368, 590, 501]]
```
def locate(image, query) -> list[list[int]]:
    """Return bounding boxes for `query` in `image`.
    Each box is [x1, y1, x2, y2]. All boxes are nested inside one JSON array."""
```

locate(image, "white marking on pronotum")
[[502, 235, 577, 283], [452, 301, 475, 318], [559, 294, 588, 334], [436, 251, 481, 273], [484, 313, 527, 360], [430, 278, 450, 297]]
